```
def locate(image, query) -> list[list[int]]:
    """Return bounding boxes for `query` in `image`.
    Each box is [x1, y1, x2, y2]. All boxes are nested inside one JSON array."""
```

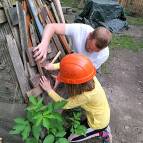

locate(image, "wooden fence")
[[118, 0, 143, 16]]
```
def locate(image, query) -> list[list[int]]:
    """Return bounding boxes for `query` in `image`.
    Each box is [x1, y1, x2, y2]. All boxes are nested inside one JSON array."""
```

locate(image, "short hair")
[[64, 79, 95, 96], [90, 27, 112, 50]]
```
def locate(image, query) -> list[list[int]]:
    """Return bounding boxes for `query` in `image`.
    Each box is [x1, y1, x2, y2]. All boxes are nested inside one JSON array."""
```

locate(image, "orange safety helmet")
[[57, 53, 96, 84]]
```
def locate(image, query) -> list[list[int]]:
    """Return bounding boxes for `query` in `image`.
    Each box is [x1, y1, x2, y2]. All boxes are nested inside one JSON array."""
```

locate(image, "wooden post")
[[6, 35, 30, 99]]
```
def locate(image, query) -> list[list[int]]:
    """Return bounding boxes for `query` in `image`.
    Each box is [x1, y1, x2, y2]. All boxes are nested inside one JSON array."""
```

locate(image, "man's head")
[[85, 27, 112, 53]]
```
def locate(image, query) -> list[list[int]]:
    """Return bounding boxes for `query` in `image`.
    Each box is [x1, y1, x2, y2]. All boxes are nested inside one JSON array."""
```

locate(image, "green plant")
[[10, 96, 69, 143], [69, 112, 87, 136]]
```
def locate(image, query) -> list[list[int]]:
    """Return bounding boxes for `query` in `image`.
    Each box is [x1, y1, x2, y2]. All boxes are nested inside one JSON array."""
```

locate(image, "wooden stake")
[[51, 51, 61, 64]]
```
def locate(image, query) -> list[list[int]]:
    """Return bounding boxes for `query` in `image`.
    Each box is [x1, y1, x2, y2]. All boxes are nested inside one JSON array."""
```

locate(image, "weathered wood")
[[53, 0, 65, 23], [22, 0, 33, 48], [27, 62, 37, 78], [27, 0, 43, 37], [46, 5, 72, 54], [26, 48, 36, 66], [30, 74, 40, 87], [51, 51, 61, 64], [26, 86, 43, 97], [2, 0, 21, 51], [29, 23, 44, 75], [16, 2, 28, 76], [51, 2, 60, 23], [8, 7, 18, 26], [6, 35, 30, 98], [40, 6, 66, 58], [0, 8, 7, 23]]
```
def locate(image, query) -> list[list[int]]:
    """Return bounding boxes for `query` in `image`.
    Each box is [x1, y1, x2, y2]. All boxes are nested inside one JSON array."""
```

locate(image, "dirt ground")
[[65, 13, 143, 143], [101, 47, 143, 143]]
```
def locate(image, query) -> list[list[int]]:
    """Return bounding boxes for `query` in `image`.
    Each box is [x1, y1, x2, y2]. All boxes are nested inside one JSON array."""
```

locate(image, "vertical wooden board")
[[6, 35, 30, 98], [16, 2, 29, 74]]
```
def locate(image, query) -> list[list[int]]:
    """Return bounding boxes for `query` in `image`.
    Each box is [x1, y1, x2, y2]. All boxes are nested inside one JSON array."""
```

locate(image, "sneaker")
[[68, 128, 100, 142]]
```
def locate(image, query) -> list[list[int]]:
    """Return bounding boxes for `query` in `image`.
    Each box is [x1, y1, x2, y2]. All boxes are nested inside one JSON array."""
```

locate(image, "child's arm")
[[40, 76, 89, 109]]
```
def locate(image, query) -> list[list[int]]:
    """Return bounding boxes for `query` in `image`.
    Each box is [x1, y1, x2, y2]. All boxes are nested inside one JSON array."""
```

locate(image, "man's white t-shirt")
[[65, 24, 109, 69]]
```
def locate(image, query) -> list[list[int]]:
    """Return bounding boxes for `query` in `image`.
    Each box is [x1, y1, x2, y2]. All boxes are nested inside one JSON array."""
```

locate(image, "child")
[[40, 53, 111, 142]]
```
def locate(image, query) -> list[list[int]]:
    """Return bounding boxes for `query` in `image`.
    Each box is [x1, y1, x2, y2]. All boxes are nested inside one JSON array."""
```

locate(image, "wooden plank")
[[27, 0, 43, 37], [30, 74, 40, 87], [26, 47, 36, 66], [51, 2, 60, 23], [46, 5, 72, 54], [29, 23, 44, 75], [53, 0, 65, 23], [2, 1, 21, 52], [0, 8, 7, 23], [16, 2, 28, 76], [6, 35, 30, 98], [40, 6, 66, 58], [22, 0, 33, 48], [8, 7, 18, 26], [26, 86, 43, 97]]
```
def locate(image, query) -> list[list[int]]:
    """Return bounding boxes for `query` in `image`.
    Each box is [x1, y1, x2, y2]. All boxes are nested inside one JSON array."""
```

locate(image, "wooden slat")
[[2, 0, 21, 52], [53, 0, 65, 23], [6, 35, 30, 98], [16, 2, 28, 76], [46, 5, 72, 54], [29, 23, 44, 75], [39, 6, 65, 59], [22, 0, 33, 48], [0, 9, 7, 23], [26, 86, 43, 97]]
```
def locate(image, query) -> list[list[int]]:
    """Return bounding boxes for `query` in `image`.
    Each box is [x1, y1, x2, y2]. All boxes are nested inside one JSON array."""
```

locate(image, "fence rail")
[[118, 0, 143, 16]]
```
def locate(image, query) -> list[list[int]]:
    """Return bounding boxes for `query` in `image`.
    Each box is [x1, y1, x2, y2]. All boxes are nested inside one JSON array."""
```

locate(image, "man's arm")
[[33, 23, 66, 63]]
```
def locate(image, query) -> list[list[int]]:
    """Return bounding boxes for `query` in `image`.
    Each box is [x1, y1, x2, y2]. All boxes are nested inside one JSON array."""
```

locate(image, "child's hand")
[[40, 76, 52, 92]]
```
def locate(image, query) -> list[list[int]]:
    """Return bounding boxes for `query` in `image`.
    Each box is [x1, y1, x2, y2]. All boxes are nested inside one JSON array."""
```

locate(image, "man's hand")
[[33, 43, 48, 63], [40, 76, 52, 92]]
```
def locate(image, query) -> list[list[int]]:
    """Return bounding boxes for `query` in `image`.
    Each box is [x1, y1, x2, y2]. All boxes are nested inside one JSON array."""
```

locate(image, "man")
[[33, 23, 112, 69]]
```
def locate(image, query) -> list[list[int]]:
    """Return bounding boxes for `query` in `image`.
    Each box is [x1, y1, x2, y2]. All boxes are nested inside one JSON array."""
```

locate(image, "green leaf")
[[43, 118, 50, 129], [14, 118, 26, 124], [49, 112, 63, 121], [55, 138, 69, 143], [47, 103, 54, 112], [33, 113, 43, 120], [43, 110, 51, 116], [55, 131, 66, 137], [50, 128, 57, 135], [35, 115, 42, 126], [43, 134, 55, 143], [39, 105, 48, 111], [53, 101, 67, 110], [37, 98, 43, 108], [32, 125, 41, 140], [25, 138, 38, 143], [26, 105, 37, 111], [75, 125, 87, 135], [9, 124, 25, 134], [21, 124, 31, 140], [29, 96, 37, 105]]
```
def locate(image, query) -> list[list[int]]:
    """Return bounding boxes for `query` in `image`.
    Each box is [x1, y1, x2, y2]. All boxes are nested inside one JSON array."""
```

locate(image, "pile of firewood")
[[1, 0, 71, 102]]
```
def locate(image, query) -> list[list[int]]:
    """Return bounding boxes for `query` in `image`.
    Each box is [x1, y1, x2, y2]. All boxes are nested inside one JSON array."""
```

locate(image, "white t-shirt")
[[65, 24, 109, 69]]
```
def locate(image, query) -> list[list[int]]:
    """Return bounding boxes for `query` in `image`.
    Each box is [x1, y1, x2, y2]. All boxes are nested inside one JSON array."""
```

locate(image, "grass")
[[127, 16, 143, 26], [110, 35, 143, 52], [61, 0, 79, 8]]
